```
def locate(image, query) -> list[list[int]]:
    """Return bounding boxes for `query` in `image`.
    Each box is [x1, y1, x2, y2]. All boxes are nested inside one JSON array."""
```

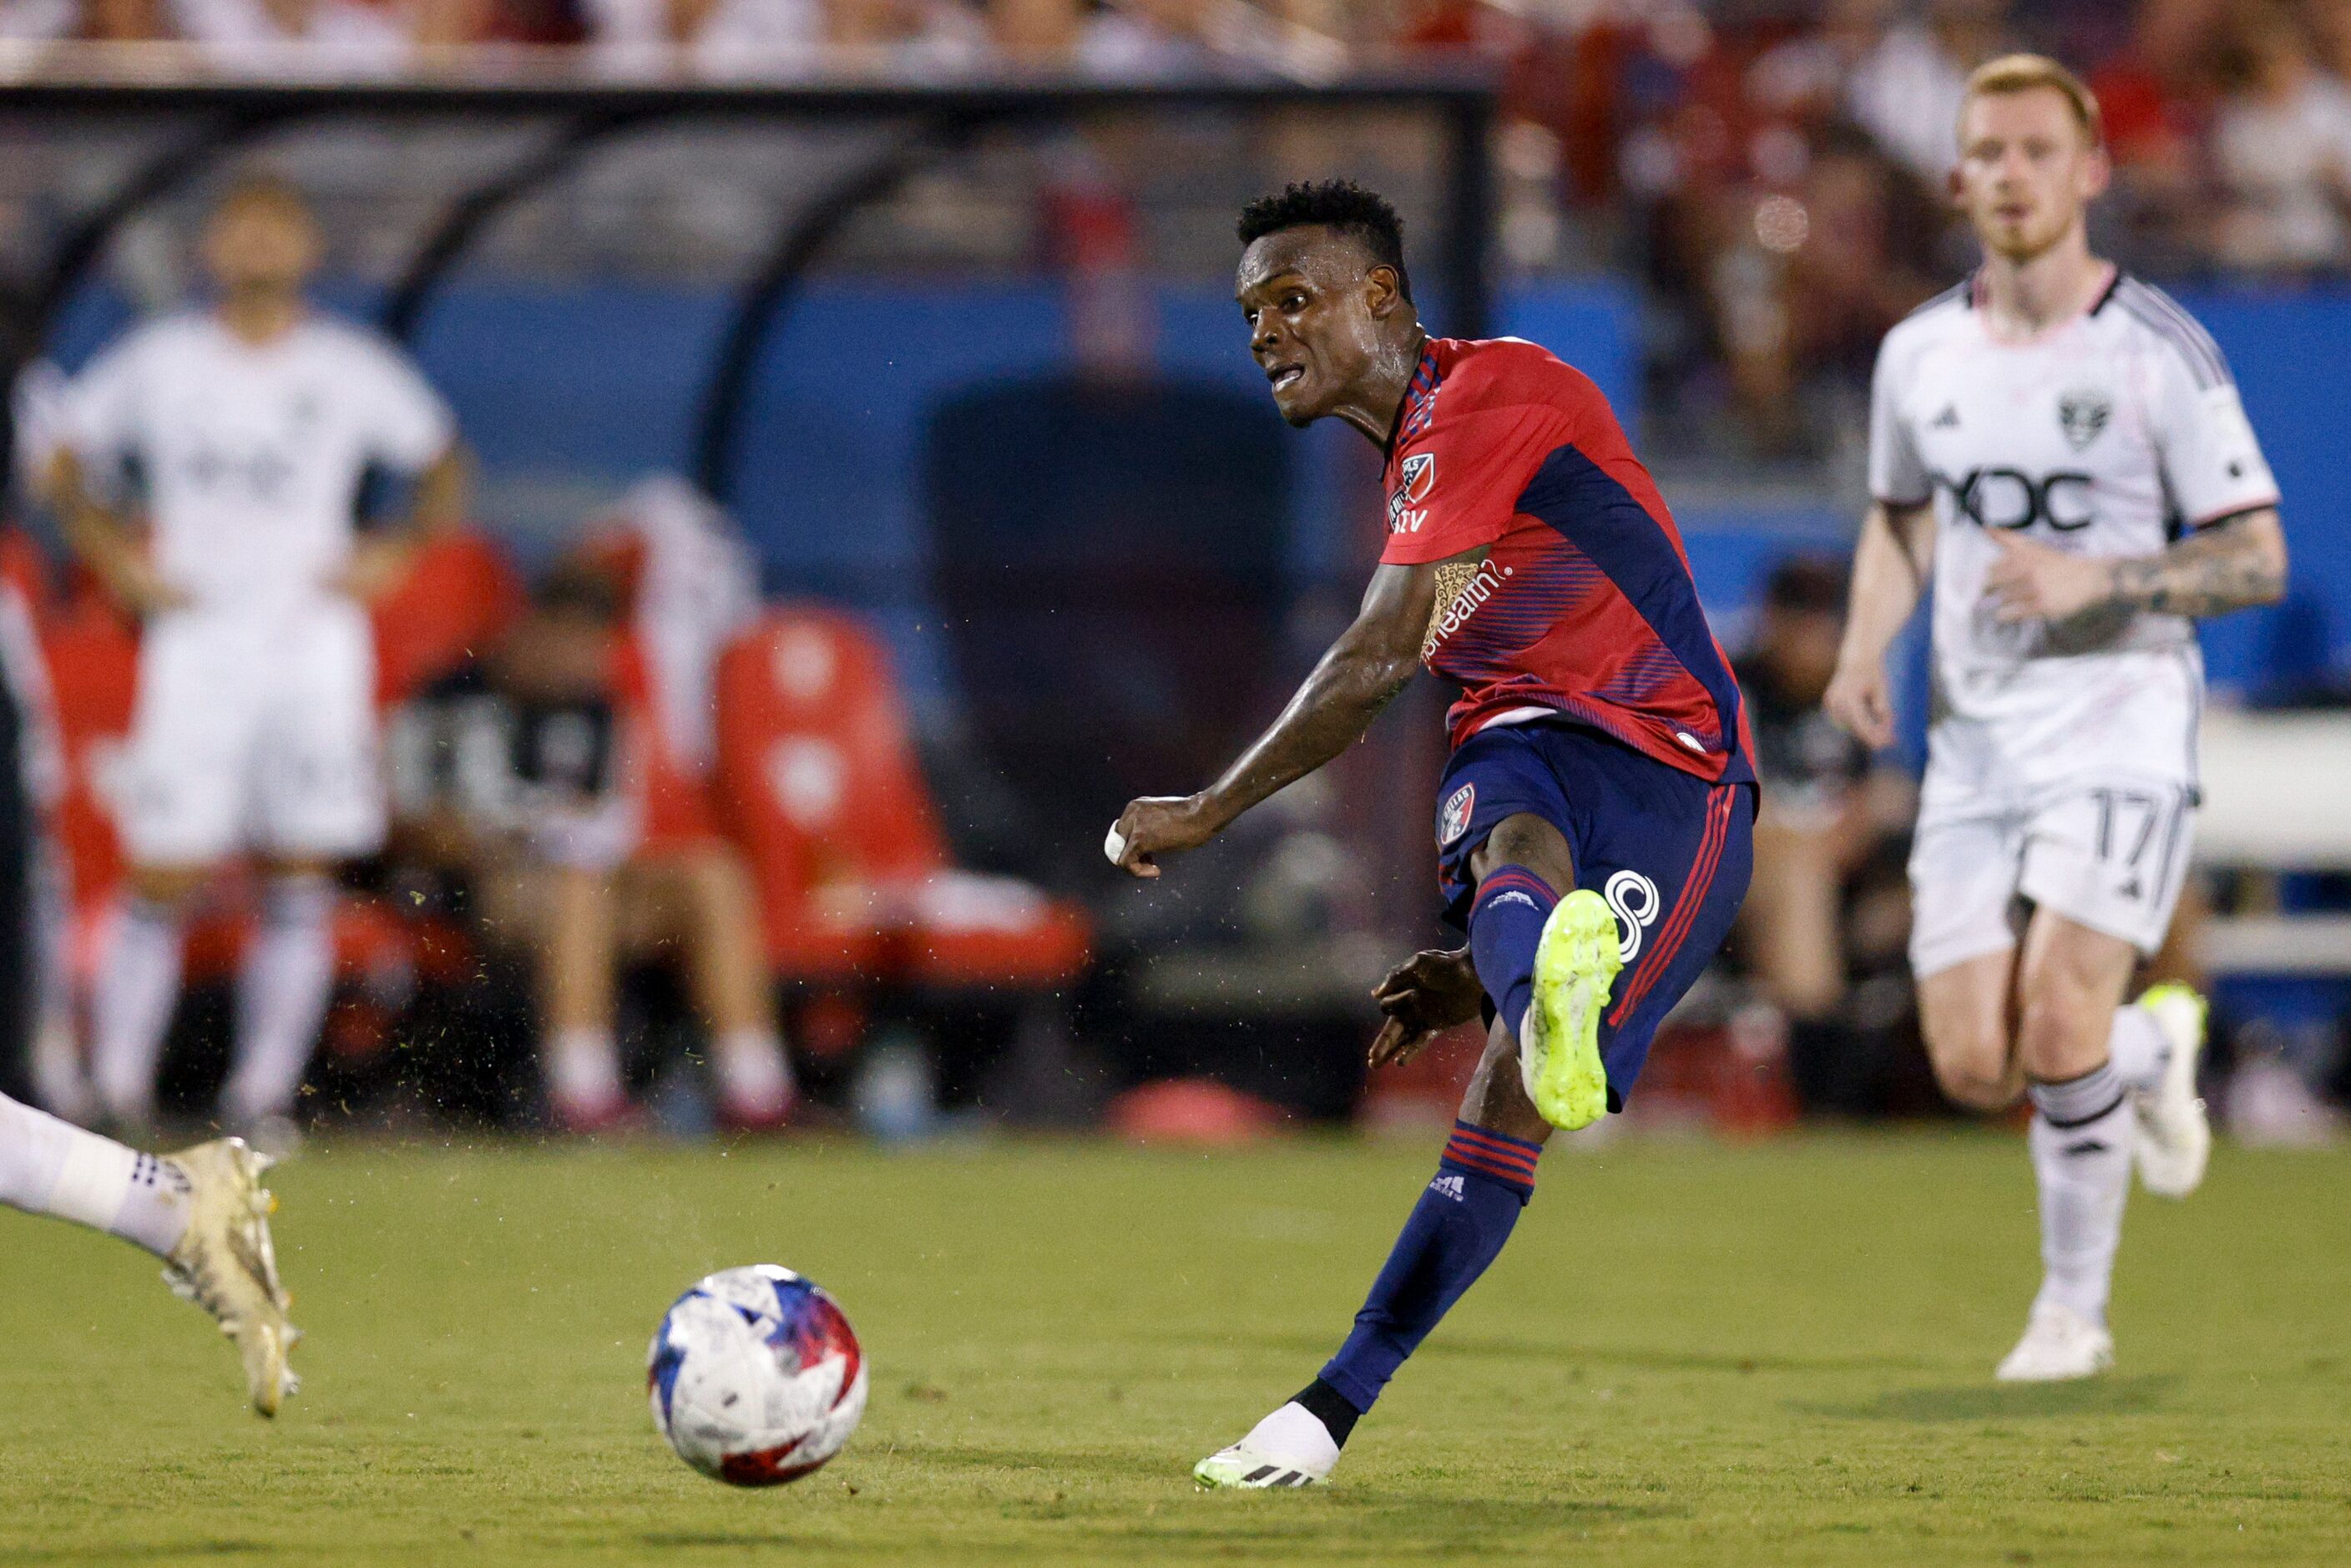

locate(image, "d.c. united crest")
[[2057, 387, 2111, 451]]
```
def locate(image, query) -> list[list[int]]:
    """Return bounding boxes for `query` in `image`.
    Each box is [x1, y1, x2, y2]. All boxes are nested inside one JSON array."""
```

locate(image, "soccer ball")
[[646, 1264, 869, 1486]]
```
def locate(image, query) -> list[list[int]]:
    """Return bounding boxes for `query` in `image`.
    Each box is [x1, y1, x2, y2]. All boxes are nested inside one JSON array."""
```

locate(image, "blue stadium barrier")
[[38, 277, 2347, 719]]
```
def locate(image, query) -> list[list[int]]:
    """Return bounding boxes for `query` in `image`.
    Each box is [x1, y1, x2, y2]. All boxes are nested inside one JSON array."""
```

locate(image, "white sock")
[[1241, 1402, 1342, 1474], [2026, 1061, 2133, 1328], [27, 842, 90, 1121], [0, 1092, 190, 1256], [2106, 1004, 2170, 1095], [713, 1028, 794, 1117], [222, 876, 336, 1127], [29, 1014, 91, 1125], [548, 1026, 624, 1112], [90, 898, 186, 1126]]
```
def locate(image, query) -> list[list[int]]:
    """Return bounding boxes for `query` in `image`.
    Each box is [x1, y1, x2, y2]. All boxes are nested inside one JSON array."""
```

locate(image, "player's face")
[[1236, 229, 1401, 427], [1951, 89, 2109, 262], [200, 195, 322, 297]]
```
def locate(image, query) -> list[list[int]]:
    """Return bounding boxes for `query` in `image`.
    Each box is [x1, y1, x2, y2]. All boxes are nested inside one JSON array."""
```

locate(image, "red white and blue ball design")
[[647, 1265, 868, 1486]]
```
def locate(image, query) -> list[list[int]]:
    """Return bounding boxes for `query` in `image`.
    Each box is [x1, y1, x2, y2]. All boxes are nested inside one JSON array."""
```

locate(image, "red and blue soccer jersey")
[[1381, 336, 1754, 786]]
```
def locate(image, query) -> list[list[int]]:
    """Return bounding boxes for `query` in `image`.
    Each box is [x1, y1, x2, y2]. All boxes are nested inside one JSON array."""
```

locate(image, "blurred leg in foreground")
[[0, 1091, 298, 1414]]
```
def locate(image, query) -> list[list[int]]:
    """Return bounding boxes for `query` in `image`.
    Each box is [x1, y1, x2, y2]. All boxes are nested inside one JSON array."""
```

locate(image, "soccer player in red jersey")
[[1108, 181, 1757, 1487]]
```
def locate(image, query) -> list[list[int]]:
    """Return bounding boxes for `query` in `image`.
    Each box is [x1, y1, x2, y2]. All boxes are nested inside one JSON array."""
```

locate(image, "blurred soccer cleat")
[[163, 1139, 301, 1416], [1191, 1403, 1337, 1489], [2131, 983, 2211, 1199], [1521, 889, 1621, 1131], [1995, 1302, 2113, 1383]]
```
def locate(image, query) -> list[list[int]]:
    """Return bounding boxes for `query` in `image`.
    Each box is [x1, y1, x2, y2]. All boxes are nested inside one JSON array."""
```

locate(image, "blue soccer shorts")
[[1433, 718, 1756, 1111]]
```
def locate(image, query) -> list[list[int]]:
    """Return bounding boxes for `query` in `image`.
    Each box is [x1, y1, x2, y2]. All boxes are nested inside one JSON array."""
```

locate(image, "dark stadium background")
[[2, 0, 2347, 1141]]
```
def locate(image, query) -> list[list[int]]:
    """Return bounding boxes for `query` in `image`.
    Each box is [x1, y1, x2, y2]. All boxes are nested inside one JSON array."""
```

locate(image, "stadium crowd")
[[3, 5, 2348, 1146], [16, 0, 2351, 455]]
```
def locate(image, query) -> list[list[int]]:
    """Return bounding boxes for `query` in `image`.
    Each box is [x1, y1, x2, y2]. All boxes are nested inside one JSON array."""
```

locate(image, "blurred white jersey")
[[1869, 271, 2278, 741], [1872, 271, 2281, 971], [62, 311, 452, 621], [62, 310, 451, 865]]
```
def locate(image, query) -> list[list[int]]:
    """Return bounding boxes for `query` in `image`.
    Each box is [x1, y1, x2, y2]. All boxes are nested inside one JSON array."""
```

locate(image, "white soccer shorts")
[[1908, 769, 2197, 979], [116, 600, 386, 867]]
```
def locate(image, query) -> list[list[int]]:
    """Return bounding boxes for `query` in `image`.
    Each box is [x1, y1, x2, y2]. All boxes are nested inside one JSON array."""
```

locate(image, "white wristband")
[[1104, 825, 1128, 865]]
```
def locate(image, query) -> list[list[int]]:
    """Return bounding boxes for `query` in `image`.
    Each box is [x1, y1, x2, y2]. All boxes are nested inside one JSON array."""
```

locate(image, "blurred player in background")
[[1110, 181, 1755, 1486], [48, 175, 467, 1142], [1826, 58, 2288, 1380], [0, 1100, 297, 1414]]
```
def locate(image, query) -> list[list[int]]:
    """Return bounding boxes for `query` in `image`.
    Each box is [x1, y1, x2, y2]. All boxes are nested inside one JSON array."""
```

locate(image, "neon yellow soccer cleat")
[[1521, 889, 1622, 1131], [164, 1139, 301, 1416]]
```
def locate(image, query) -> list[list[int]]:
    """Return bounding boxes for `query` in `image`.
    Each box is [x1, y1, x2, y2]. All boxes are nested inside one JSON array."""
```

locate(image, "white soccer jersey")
[[63, 311, 453, 620], [1868, 271, 2279, 734]]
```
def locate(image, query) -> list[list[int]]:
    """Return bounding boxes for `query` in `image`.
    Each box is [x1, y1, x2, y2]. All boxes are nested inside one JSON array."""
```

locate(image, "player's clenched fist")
[[1822, 655, 1894, 751], [1368, 947, 1484, 1068], [1105, 794, 1220, 879]]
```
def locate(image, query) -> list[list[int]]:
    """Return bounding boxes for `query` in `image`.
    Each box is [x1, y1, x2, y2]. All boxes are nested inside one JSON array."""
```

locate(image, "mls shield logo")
[[1438, 781, 1475, 845], [1389, 452, 1437, 533], [2057, 388, 2111, 451], [1399, 452, 1435, 503]]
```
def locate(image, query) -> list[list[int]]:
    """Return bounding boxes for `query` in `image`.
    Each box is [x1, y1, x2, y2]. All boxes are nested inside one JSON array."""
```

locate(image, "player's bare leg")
[[660, 847, 795, 1130], [220, 854, 340, 1148], [89, 863, 207, 1134], [1920, 912, 2163, 1381], [1918, 950, 2028, 1113], [0, 1093, 297, 1414], [541, 863, 631, 1130]]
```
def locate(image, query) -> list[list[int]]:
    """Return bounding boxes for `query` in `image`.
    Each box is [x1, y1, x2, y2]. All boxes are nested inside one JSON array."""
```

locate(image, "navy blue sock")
[[1318, 1120, 1542, 1414], [1468, 865, 1558, 1040]]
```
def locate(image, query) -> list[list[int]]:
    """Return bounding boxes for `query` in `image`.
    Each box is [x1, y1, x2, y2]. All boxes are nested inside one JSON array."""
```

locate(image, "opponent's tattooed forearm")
[[2106, 510, 2288, 619]]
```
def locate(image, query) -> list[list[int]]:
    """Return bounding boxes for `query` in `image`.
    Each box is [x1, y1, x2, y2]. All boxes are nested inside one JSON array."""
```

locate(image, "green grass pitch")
[[3, 1132, 2346, 1565]]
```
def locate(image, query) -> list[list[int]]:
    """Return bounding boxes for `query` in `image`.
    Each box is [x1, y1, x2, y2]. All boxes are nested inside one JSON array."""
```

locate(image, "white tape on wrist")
[[1104, 825, 1129, 865]]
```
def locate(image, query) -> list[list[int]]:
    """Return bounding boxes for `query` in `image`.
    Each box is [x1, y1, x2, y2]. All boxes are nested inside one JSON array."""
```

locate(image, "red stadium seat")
[[610, 629, 726, 853], [711, 606, 1090, 989], [0, 526, 57, 624], [370, 528, 522, 707], [42, 584, 139, 919]]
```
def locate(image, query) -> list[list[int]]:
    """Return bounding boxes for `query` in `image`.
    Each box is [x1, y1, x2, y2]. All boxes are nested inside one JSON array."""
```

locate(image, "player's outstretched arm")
[[1108, 558, 1438, 878], [1986, 507, 2288, 624], [1823, 499, 1934, 750]]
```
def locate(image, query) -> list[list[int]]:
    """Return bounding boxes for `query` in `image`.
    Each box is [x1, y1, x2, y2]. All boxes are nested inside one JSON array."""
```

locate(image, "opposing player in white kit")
[[48, 176, 466, 1140], [1827, 57, 2288, 1381], [0, 1096, 299, 1414]]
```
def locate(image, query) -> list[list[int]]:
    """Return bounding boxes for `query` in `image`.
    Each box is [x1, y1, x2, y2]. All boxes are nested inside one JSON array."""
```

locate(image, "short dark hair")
[[1236, 180, 1412, 301]]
